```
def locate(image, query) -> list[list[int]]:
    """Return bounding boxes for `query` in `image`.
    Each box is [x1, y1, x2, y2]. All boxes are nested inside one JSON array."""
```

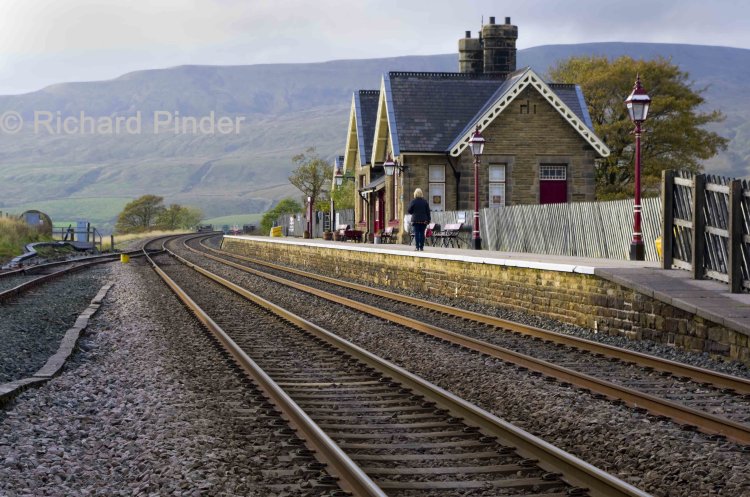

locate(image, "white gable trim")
[[370, 77, 392, 165], [342, 94, 359, 174], [449, 68, 610, 158]]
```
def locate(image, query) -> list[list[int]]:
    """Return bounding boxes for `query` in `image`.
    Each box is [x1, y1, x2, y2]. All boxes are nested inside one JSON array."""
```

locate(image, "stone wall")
[[221, 238, 749, 366]]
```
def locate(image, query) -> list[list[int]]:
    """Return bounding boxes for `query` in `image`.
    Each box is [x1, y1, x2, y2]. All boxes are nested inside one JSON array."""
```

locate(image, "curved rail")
[[155, 235, 651, 497], [186, 235, 750, 445], [0, 251, 139, 303], [143, 243, 386, 497]]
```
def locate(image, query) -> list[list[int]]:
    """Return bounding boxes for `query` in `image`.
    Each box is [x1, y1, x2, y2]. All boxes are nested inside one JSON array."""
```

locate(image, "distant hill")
[[0, 43, 747, 230]]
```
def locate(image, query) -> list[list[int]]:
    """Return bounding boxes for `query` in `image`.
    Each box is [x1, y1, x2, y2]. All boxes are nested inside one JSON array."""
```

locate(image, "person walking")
[[407, 188, 431, 251]]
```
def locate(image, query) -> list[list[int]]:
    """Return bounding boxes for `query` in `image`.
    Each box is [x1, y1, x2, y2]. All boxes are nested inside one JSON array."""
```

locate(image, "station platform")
[[226, 235, 750, 339]]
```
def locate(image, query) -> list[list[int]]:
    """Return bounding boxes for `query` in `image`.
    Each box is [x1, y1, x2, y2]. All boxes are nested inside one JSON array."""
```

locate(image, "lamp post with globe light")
[[469, 126, 485, 250], [624, 75, 651, 261]]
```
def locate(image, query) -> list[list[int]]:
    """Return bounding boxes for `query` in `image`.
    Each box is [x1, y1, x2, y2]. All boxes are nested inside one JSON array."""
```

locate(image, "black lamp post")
[[625, 75, 651, 261], [469, 126, 485, 250]]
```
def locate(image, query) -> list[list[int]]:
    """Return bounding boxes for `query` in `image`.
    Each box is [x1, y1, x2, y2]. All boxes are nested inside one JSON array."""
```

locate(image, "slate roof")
[[385, 69, 596, 154], [549, 83, 594, 129], [386, 72, 509, 154], [355, 90, 380, 165]]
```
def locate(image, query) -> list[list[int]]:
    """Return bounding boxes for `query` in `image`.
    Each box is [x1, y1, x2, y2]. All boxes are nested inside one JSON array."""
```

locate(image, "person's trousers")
[[413, 223, 427, 249]]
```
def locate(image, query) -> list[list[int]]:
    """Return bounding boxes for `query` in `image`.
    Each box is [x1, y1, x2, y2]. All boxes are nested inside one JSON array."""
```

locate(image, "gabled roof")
[[355, 90, 380, 165], [383, 72, 511, 154], [343, 90, 380, 173], [448, 67, 609, 157], [372, 68, 609, 160]]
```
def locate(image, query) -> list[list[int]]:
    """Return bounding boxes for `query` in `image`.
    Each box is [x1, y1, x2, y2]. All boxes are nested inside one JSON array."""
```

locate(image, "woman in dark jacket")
[[407, 188, 431, 251]]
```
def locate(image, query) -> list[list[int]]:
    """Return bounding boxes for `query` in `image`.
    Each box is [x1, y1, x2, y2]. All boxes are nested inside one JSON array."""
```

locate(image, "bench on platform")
[[432, 223, 463, 248], [409, 223, 439, 246], [336, 224, 363, 242], [380, 227, 397, 244], [335, 224, 350, 240]]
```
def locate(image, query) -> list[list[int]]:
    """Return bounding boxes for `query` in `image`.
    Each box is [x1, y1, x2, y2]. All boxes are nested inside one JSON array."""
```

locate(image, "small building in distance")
[[338, 16, 610, 242], [20, 210, 53, 236]]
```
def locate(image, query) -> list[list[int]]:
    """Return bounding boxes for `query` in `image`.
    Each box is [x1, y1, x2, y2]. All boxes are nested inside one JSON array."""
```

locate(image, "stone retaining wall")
[[221, 238, 749, 366]]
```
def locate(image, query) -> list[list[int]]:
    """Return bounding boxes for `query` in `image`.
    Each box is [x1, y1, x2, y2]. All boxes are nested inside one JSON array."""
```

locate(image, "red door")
[[374, 190, 385, 232], [539, 164, 568, 204]]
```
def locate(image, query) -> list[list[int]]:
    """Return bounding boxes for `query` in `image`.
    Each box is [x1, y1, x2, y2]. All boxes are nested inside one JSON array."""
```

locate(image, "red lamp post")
[[469, 126, 485, 250], [625, 75, 651, 261]]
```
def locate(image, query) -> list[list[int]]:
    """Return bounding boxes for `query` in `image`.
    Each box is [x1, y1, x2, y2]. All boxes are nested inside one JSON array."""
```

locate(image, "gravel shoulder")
[[0, 260, 330, 497]]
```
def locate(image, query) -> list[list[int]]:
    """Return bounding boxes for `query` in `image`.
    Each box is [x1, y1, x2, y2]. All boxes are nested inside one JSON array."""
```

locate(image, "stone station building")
[[336, 17, 610, 243]]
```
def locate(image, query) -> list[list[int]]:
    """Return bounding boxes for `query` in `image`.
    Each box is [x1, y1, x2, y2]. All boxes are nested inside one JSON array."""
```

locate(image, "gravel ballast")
[[0, 260, 333, 497], [0, 267, 109, 384], [177, 241, 750, 497], [3, 239, 749, 497]]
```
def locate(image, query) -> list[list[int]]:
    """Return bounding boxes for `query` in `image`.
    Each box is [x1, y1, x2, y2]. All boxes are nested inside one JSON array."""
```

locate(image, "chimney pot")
[[505, 17, 511, 24], [465, 30, 471, 38], [489, 16, 495, 24]]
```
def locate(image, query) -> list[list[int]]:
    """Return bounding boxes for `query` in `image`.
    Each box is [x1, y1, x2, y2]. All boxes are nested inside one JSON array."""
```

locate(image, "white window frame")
[[428, 165, 446, 212], [488, 164, 506, 207], [539, 164, 567, 181]]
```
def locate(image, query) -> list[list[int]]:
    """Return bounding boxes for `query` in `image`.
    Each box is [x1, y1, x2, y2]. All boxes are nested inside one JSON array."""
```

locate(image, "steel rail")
[[0, 232, 177, 301], [0, 250, 142, 277], [185, 236, 750, 445], [195, 236, 750, 395], [144, 248, 387, 497], [160, 243, 651, 497], [0, 253, 140, 303]]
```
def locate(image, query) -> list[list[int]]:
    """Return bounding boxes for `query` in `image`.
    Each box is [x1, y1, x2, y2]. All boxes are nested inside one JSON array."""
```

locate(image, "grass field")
[[0, 217, 52, 263], [202, 213, 263, 228]]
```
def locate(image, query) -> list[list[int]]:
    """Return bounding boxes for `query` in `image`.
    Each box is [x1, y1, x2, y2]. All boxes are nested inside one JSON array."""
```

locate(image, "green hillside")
[[0, 44, 747, 231]]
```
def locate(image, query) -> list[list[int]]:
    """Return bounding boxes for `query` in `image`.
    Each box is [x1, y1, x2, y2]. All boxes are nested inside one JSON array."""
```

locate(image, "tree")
[[115, 195, 165, 233], [260, 198, 303, 234], [331, 176, 355, 211], [288, 148, 332, 214], [548, 56, 728, 199], [156, 204, 203, 230]]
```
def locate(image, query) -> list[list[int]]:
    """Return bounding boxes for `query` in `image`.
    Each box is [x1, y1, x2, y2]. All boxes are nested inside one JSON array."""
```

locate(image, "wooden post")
[[661, 170, 675, 269], [111, 234, 115, 253], [691, 174, 706, 280], [728, 179, 743, 293]]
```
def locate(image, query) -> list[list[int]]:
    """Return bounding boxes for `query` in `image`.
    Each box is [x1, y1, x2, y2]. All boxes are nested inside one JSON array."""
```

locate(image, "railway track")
[[179, 234, 750, 445], [147, 236, 649, 496], [0, 233, 176, 301], [0, 252, 138, 301], [0, 231, 173, 298]]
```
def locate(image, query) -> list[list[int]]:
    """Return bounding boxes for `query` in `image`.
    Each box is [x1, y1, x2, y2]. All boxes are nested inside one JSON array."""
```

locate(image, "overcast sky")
[[0, 0, 748, 94]]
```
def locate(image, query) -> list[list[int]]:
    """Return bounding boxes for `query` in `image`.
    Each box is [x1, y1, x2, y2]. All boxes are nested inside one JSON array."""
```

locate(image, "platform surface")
[[225, 235, 750, 337]]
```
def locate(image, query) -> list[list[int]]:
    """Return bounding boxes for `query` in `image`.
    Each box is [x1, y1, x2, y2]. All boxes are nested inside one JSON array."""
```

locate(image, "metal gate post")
[[728, 179, 742, 293], [661, 170, 675, 269], [691, 174, 706, 280]]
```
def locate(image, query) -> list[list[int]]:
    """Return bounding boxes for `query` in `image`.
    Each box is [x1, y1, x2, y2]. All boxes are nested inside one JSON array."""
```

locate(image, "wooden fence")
[[662, 170, 749, 293], [432, 197, 663, 261]]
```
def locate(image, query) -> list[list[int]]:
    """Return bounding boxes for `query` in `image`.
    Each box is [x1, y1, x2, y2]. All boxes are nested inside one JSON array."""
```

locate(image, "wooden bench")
[[380, 227, 397, 244], [433, 223, 463, 248]]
